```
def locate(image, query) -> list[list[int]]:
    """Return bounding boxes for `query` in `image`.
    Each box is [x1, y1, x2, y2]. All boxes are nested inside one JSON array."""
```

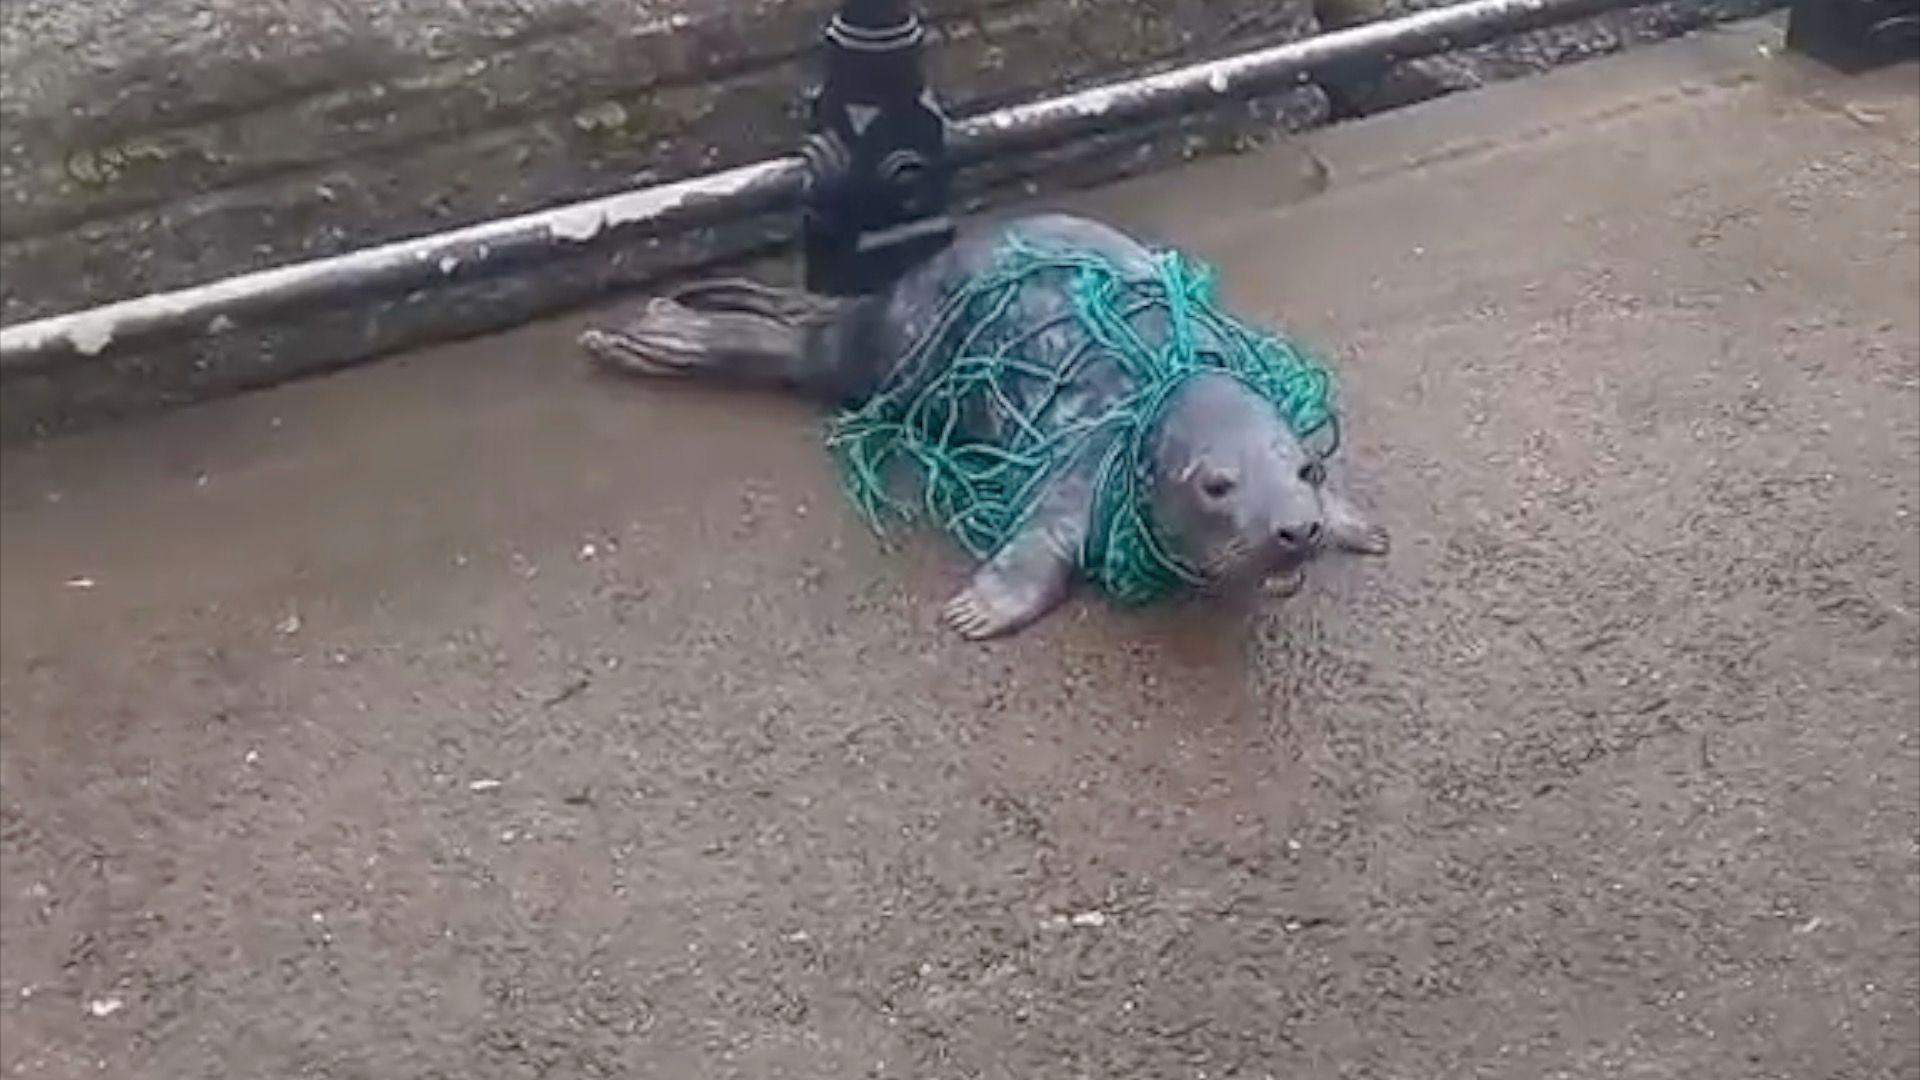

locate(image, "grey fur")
[[581, 213, 1387, 639]]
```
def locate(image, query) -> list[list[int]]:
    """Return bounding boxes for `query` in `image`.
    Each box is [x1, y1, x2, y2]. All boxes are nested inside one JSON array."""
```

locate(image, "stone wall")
[[0, 0, 1778, 437], [0, 0, 1322, 326]]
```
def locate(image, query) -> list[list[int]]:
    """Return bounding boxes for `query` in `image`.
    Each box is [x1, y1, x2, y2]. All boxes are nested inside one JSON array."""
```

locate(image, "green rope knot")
[[826, 232, 1340, 606]]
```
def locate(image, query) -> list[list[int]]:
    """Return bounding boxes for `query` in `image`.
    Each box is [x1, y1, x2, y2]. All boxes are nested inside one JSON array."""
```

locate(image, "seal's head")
[[1148, 372, 1329, 593]]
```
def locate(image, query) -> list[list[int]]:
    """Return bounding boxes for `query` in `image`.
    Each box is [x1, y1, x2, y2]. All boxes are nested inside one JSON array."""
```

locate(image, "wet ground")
[[3, 27, 1917, 1080]]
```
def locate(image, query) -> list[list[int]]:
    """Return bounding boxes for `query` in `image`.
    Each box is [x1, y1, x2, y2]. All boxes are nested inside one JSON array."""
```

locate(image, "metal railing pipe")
[[950, 0, 1640, 162], [0, 0, 1648, 371]]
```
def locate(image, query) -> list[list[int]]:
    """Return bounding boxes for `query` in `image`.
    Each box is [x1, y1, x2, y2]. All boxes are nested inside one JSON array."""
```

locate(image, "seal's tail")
[[580, 278, 856, 397]]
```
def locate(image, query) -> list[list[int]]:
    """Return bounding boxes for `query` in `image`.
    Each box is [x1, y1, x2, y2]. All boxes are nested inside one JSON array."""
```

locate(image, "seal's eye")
[[1298, 460, 1326, 486], [1201, 473, 1237, 500]]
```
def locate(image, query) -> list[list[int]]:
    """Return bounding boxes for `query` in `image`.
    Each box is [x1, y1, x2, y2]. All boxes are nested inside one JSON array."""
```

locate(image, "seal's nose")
[[1275, 522, 1323, 551]]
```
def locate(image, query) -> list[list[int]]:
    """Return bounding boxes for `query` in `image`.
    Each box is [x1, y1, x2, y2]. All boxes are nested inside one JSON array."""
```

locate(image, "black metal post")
[[799, 0, 956, 295], [1786, 0, 1918, 72]]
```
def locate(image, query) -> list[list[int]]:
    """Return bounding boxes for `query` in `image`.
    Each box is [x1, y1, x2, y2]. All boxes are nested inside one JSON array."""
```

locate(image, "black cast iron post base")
[[1787, 0, 1919, 73], [799, 0, 956, 296]]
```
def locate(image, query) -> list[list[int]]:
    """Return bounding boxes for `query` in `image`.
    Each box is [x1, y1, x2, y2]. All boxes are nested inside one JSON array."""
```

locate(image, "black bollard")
[[799, 0, 957, 296], [1786, 0, 1918, 73]]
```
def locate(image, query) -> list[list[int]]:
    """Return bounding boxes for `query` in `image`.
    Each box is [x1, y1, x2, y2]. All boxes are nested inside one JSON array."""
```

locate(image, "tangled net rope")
[[826, 235, 1341, 606]]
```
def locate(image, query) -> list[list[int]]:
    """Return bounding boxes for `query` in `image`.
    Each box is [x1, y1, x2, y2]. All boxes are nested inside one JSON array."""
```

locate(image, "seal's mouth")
[[1261, 565, 1307, 599], [1188, 558, 1307, 604], [1198, 529, 1322, 594]]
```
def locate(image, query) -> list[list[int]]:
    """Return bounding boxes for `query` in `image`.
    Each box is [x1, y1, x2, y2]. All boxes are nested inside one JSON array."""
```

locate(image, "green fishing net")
[[826, 234, 1340, 605]]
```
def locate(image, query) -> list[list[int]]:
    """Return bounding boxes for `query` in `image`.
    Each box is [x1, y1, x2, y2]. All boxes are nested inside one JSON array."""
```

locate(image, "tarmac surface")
[[2, 25, 1917, 1080]]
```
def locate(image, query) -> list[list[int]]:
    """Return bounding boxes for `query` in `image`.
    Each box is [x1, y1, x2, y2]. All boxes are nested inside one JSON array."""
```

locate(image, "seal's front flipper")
[[942, 527, 1078, 641], [1322, 489, 1390, 556], [943, 559, 1073, 640]]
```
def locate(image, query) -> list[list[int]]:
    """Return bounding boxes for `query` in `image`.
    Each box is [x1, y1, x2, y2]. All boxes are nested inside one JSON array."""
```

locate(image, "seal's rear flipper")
[[582, 277, 888, 402], [580, 292, 833, 391], [668, 278, 843, 325]]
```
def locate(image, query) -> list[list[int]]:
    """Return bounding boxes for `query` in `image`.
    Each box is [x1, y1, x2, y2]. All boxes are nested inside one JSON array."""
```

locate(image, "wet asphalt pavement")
[[3, 25, 1917, 1080]]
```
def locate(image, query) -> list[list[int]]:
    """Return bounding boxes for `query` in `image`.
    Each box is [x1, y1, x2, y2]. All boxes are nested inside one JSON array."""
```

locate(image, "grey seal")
[[580, 213, 1388, 640]]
